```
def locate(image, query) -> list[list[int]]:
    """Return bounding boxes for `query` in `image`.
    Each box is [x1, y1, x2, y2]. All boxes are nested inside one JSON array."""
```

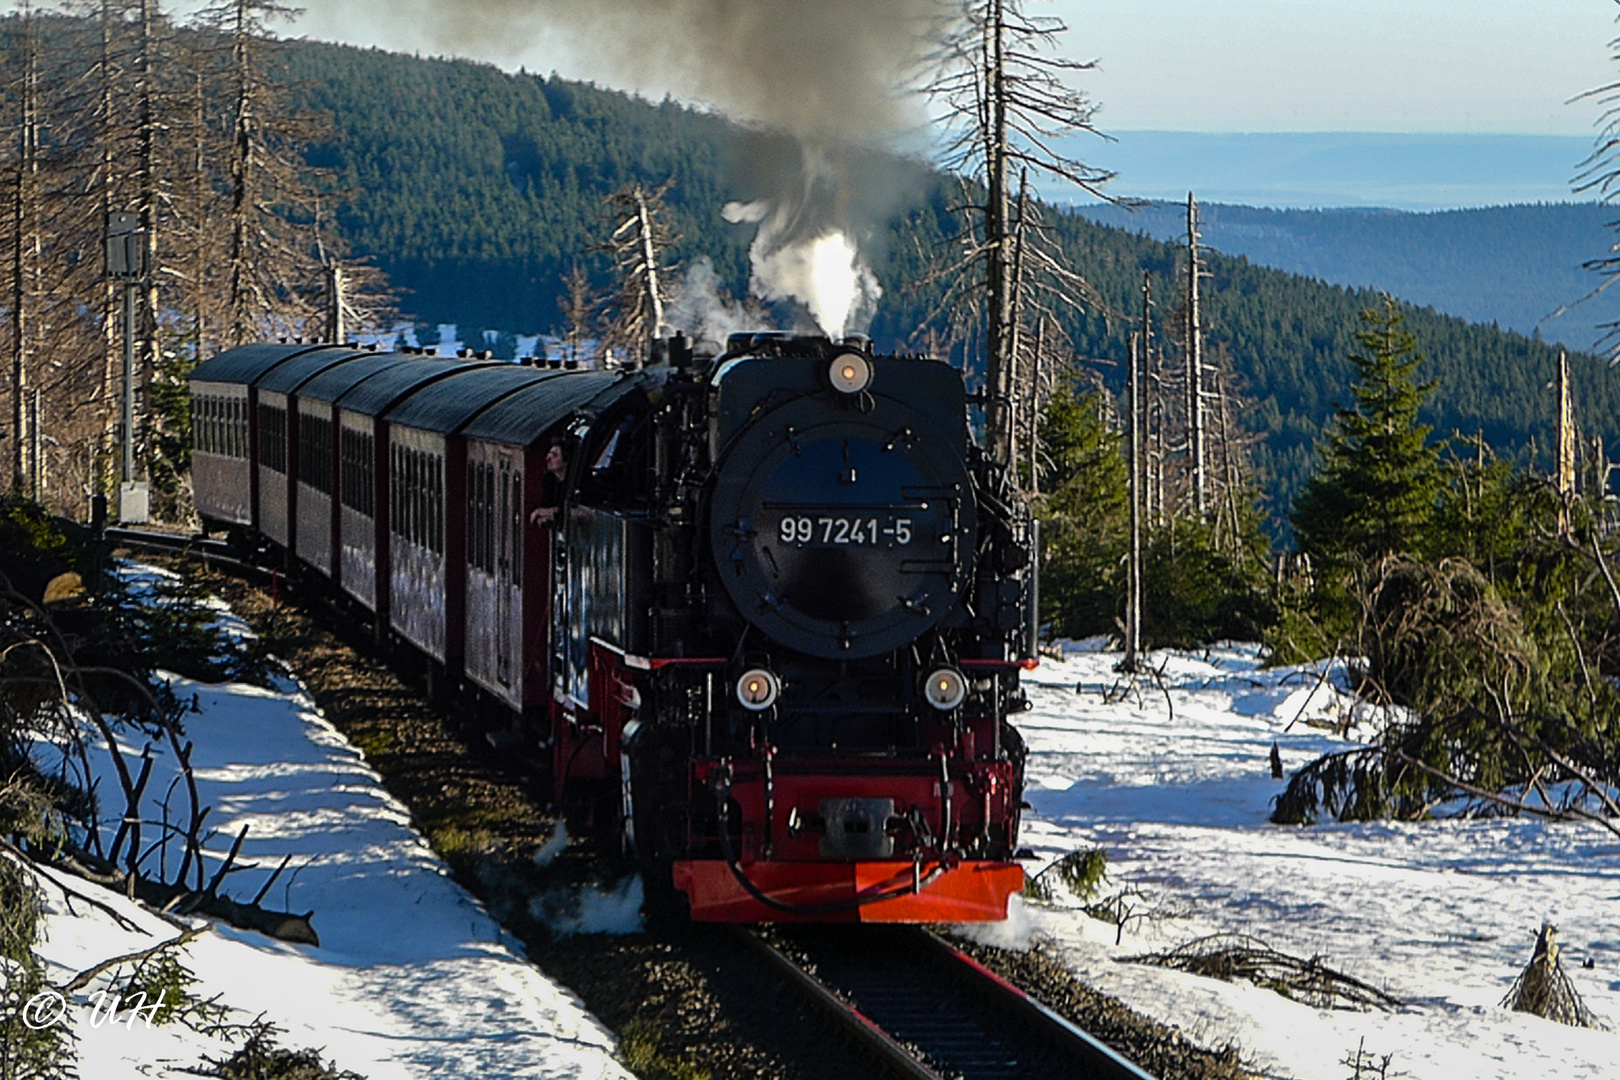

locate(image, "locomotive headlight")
[[828, 351, 873, 394], [922, 667, 967, 711], [736, 668, 781, 711]]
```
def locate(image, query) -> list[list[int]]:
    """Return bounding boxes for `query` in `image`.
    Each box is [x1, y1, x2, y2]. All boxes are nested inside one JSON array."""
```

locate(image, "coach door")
[[495, 458, 516, 688]]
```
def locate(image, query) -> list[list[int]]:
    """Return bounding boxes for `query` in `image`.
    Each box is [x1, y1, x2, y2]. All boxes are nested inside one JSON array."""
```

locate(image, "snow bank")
[[997, 642, 1620, 1080], [30, 665, 632, 1079]]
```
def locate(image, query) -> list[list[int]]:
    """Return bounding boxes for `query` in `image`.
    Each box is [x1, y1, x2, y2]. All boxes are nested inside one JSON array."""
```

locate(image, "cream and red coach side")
[[189, 343, 340, 536], [375, 365, 553, 682], [327, 357, 489, 618], [290, 353, 414, 582], [458, 370, 631, 716], [249, 348, 367, 557]]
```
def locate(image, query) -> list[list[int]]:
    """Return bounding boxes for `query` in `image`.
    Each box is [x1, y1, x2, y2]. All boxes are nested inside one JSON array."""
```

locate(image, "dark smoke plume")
[[393, 0, 949, 335]]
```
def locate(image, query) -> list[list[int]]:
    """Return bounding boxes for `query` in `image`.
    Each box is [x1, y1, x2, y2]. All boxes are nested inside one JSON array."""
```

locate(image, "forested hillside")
[[279, 41, 1620, 522]]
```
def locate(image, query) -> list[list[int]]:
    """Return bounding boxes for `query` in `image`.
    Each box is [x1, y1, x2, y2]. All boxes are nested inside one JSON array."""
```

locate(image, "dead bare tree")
[[3, 7, 42, 497], [598, 180, 676, 366], [1184, 192, 1208, 518], [927, 0, 1113, 466], [195, 0, 331, 346], [1566, 6, 1620, 363], [556, 261, 595, 365]]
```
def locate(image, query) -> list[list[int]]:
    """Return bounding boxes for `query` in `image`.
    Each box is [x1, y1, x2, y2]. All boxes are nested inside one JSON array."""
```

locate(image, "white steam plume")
[[665, 257, 774, 347], [722, 201, 880, 339]]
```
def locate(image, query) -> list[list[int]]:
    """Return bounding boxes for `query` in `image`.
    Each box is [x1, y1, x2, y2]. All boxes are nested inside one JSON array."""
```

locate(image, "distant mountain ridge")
[[1074, 200, 1620, 354]]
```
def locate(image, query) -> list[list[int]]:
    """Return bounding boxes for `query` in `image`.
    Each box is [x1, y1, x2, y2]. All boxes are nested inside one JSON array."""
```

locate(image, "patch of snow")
[[30, 665, 632, 1079], [981, 644, 1620, 1080]]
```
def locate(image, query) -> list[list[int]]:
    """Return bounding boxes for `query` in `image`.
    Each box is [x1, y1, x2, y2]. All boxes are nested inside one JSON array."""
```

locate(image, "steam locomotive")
[[189, 331, 1035, 921]]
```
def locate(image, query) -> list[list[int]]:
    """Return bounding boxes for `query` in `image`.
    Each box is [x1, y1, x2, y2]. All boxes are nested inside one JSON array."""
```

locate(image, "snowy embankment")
[[28, 573, 630, 1079], [989, 640, 1620, 1080]]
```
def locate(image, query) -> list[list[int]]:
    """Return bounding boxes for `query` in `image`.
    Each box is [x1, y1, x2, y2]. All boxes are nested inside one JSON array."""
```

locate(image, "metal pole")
[[123, 279, 136, 483], [29, 388, 41, 500]]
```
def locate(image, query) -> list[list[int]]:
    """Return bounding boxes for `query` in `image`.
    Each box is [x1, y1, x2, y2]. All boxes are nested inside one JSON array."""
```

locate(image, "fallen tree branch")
[[0, 838, 148, 935], [1388, 750, 1620, 840], [1125, 932, 1403, 1011], [34, 842, 319, 946], [64, 926, 205, 993]]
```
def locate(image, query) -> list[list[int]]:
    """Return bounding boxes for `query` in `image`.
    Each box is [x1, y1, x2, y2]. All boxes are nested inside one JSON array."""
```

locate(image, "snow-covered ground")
[[988, 640, 1620, 1080], [23, 572, 1620, 1079], [23, 572, 631, 1079]]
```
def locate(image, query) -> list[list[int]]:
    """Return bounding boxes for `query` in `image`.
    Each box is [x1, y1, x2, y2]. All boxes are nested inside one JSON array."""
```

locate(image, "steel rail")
[[744, 925, 1158, 1080], [737, 928, 944, 1080]]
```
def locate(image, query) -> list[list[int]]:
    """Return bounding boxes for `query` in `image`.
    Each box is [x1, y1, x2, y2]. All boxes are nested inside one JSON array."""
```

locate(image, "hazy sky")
[[200, 0, 1620, 136]]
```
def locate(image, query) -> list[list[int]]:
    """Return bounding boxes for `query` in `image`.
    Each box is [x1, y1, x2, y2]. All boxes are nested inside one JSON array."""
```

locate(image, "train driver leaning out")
[[529, 439, 567, 526]]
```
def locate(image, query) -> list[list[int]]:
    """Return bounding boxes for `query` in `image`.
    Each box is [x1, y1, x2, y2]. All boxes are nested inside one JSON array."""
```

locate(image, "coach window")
[[470, 460, 496, 573], [390, 445, 402, 536], [341, 428, 374, 517], [427, 453, 442, 555], [406, 449, 418, 544], [575, 412, 646, 508], [414, 451, 425, 549], [260, 404, 286, 474], [468, 461, 481, 572], [508, 472, 522, 586], [414, 450, 425, 549]]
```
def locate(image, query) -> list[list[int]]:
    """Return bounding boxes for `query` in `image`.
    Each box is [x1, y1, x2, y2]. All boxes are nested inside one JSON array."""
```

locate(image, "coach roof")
[[383, 364, 553, 435], [335, 357, 491, 416], [460, 370, 636, 448], [186, 343, 342, 388], [296, 353, 415, 405], [255, 348, 373, 396]]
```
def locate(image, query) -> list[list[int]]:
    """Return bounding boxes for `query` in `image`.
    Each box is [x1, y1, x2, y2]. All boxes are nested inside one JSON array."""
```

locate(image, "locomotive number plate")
[[777, 515, 914, 546]]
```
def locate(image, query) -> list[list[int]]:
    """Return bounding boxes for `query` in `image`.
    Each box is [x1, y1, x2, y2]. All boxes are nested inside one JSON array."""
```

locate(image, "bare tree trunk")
[[9, 12, 39, 494], [1027, 315, 1044, 494], [188, 53, 209, 360], [983, 0, 1013, 465], [1186, 192, 1207, 519], [635, 190, 665, 346], [98, 2, 120, 428], [1125, 330, 1143, 670], [1006, 169, 1029, 477], [1140, 272, 1162, 524], [1216, 369, 1244, 562], [226, 0, 254, 346], [325, 263, 346, 345], [137, 0, 159, 476]]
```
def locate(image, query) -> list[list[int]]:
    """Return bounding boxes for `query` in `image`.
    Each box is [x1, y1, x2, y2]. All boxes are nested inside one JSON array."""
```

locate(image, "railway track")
[[104, 526, 265, 579], [108, 523, 1202, 1080], [745, 925, 1156, 1080]]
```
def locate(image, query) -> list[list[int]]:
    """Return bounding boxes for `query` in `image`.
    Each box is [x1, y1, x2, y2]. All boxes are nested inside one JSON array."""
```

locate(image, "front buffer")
[[673, 755, 1025, 922], [673, 858, 1025, 923]]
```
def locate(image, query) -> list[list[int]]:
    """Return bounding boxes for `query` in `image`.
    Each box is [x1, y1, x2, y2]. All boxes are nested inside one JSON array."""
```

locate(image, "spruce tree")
[[1292, 300, 1441, 563], [1035, 384, 1127, 637]]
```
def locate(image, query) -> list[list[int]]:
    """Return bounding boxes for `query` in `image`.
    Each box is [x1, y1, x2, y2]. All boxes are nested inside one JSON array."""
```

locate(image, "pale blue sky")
[[1062, 0, 1617, 134], [221, 0, 1620, 136]]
